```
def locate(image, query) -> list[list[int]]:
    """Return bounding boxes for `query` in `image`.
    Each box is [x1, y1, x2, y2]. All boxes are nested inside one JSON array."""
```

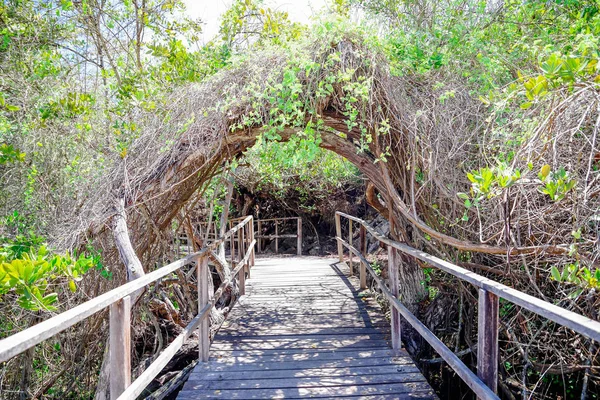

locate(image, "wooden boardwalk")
[[178, 257, 436, 399]]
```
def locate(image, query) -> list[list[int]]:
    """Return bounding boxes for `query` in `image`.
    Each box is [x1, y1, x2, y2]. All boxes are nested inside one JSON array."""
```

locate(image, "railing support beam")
[[238, 263, 246, 296], [297, 218, 302, 255], [249, 217, 255, 272], [198, 256, 210, 362], [359, 225, 367, 290], [109, 295, 131, 400], [275, 221, 279, 253], [388, 246, 401, 353], [477, 289, 499, 394], [348, 220, 353, 275], [335, 213, 343, 263]]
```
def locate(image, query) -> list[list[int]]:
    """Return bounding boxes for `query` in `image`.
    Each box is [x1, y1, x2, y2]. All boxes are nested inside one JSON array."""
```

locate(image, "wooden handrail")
[[335, 211, 600, 399], [0, 215, 256, 400]]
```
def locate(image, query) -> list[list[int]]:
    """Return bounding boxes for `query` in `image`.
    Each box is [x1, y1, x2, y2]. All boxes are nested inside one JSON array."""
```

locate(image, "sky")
[[183, 0, 329, 43]]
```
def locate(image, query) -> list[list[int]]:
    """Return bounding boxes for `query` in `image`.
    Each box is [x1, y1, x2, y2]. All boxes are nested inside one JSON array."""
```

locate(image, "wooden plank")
[[184, 372, 428, 391], [222, 319, 386, 329], [211, 343, 391, 353], [226, 308, 381, 316], [178, 381, 435, 399], [215, 327, 388, 337], [221, 313, 387, 325], [209, 346, 392, 357], [191, 356, 416, 373], [188, 364, 420, 381], [255, 234, 298, 239], [198, 255, 210, 362], [109, 296, 131, 400], [477, 289, 499, 395], [208, 348, 397, 363]]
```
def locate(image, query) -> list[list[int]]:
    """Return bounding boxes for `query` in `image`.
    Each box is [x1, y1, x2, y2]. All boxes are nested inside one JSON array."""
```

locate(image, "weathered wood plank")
[[198, 256, 210, 362], [207, 348, 397, 363], [184, 372, 428, 390], [189, 364, 420, 381], [178, 381, 436, 399], [215, 327, 388, 337], [477, 288, 499, 394], [109, 296, 131, 400], [191, 356, 417, 373], [209, 346, 392, 357]]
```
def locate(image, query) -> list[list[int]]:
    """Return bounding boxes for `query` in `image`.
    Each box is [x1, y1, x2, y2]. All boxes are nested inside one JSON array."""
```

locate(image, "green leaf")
[[520, 102, 533, 110], [550, 266, 561, 282]]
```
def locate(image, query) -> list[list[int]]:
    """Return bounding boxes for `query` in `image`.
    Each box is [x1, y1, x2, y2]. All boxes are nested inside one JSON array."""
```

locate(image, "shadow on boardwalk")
[[177, 257, 437, 399]]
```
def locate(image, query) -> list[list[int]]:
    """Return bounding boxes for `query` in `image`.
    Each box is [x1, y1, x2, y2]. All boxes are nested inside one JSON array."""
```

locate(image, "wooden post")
[[257, 220, 262, 253], [297, 218, 302, 256], [230, 221, 235, 262], [388, 247, 401, 353], [198, 256, 210, 362], [275, 221, 279, 254], [359, 225, 367, 290], [477, 288, 499, 394], [348, 220, 353, 275], [241, 225, 246, 258], [109, 295, 131, 400], [335, 213, 343, 263], [238, 263, 246, 296], [237, 228, 243, 263], [250, 217, 255, 269]]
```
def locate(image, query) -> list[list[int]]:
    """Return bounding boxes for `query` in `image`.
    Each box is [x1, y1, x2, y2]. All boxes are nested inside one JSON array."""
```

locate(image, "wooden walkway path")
[[177, 257, 436, 399]]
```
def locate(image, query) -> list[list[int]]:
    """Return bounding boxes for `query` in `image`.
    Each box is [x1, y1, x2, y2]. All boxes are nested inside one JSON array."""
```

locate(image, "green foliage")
[[0, 235, 104, 311], [0, 143, 25, 164], [538, 166, 577, 202], [466, 163, 521, 199], [242, 135, 360, 205], [0, 210, 106, 311], [219, 0, 304, 49], [550, 262, 600, 297]]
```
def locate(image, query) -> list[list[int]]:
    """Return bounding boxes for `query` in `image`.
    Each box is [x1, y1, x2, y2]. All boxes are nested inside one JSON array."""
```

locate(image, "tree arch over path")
[[77, 31, 580, 312]]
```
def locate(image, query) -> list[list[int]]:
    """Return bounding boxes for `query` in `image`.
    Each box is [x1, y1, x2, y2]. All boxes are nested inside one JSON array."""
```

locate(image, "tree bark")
[[94, 198, 147, 400], [218, 177, 234, 262]]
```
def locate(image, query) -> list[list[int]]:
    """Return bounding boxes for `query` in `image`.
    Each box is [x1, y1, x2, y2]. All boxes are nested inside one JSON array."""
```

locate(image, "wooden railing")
[[231, 216, 302, 255], [335, 211, 600, 400], [0, 216, 256, 400]]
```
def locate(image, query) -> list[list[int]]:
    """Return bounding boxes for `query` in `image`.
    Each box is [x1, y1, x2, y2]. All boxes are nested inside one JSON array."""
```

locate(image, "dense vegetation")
[[1, 0, 600, 398]]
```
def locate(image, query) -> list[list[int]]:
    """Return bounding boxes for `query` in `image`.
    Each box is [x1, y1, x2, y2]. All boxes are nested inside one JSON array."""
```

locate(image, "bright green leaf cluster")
[[550, 262, 600, 298], [0, 235, 104, 312], [538, 166, 576, 202]]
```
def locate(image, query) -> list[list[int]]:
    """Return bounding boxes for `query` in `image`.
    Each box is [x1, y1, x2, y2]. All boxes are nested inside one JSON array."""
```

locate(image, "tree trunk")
[[217, 177, 234, 262], [94, 198, 147, 400]]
